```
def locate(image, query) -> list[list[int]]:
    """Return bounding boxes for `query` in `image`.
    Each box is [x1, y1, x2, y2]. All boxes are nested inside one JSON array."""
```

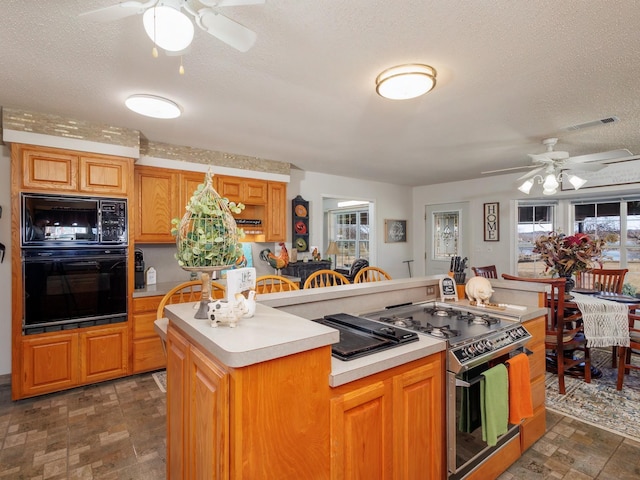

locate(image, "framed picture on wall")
[[385, 219, 407, 243], [483, 202, 499, 241]]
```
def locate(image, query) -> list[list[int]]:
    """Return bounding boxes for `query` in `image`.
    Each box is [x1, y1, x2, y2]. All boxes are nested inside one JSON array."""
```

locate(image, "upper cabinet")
[[134, 167, 287, 244], [134, 166, 179, 243], [16, 144, 131, 196], [216, 175, 267, 205]]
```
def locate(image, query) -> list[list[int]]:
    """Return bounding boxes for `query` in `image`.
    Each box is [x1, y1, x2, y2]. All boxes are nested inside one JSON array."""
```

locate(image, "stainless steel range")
[[362, 301, 531, 373], [362, 301, 532, 480]]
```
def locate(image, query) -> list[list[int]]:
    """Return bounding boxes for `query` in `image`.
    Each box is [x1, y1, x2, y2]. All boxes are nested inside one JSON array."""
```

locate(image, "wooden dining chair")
[[617, 312, 640, 390], [255, 274, 300, 293], [353, 266, 392, 283], [303, 269, 350, 289], [154, 280, 226, 354], [502, 273, 591, 394], [574, 268, 628, 293], [575, 268, 629, 366], [471, 265, 498, 279]]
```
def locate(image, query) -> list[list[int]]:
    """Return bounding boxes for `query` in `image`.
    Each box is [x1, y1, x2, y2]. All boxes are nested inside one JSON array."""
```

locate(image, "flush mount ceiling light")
[[143, 2, 195, 53], [375, 64, 437, 100], [125, 94, 182, 119]]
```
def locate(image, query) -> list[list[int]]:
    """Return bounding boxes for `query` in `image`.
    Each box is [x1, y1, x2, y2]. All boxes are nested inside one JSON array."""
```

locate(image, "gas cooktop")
[[362, 302, 515, 345]]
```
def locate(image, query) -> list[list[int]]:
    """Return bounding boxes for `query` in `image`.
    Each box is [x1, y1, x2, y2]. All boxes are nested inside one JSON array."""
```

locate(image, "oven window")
[[23, 252, 127, 333]]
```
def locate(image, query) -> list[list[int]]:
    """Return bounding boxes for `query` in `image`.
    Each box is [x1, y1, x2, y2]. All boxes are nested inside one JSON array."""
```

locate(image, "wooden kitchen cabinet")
[[265, 181, 286, 241], [134, 166, 179, 243], [21, 147, 78, 191], [21, 332, 80, 398], [166, 323, 331, 480], [132, 296, 167, 373], [216, 175, 267, 205], [134, 166, 287, 243], [330, 353, 444, 480], [79, 155, 129, 195], [80, 324, 129, 383], [167, 326, 230, 480], [15, 143, 131, 196], [18, 323, 129, 399]]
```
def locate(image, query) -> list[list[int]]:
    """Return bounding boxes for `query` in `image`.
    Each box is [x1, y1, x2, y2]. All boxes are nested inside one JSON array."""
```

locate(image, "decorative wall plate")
[[295, 237, 307, 251], [295, 205, 307, 217], [295, 221, 307, 234]]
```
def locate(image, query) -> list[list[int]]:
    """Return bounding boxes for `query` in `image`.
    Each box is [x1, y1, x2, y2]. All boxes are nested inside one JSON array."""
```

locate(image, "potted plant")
[[171, 171, 245, 317]]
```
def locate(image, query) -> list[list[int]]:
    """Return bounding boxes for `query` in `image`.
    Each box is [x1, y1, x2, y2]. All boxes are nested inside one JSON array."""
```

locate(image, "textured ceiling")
[[2, 0, 640, 186]]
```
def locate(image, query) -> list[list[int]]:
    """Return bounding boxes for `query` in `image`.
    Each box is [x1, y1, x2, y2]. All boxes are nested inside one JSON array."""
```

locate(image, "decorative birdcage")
[[171, 171, 245, 318]]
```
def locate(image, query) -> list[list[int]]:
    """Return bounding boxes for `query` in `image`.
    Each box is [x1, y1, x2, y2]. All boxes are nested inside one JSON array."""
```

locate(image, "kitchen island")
[[162, 277, 547, 479]]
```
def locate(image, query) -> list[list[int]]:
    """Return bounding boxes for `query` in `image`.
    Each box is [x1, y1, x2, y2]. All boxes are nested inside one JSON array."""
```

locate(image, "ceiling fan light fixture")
[[567, 174, 587, 190], [375, 64, 437, 100], [542, 173, 559, 192], [518, 179, 534, 195], [125, 94, 182, 119], [143, 4, 195, 52]]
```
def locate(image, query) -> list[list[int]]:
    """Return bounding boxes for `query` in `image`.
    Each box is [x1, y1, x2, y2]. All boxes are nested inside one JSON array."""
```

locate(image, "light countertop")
[[162, 300, 445, 387]]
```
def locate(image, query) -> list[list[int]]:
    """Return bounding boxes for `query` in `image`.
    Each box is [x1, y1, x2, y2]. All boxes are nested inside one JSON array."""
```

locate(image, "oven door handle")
[[455, 346, 534, 387]]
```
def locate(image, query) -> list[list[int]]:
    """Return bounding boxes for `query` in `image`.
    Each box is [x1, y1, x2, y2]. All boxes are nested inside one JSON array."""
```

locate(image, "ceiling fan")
[[80, 0, 265, 53], [482, 138, 633, 194]]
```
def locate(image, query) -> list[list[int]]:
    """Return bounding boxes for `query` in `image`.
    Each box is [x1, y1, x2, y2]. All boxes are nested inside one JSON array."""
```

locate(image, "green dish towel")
[[480, 364, 509, 446]]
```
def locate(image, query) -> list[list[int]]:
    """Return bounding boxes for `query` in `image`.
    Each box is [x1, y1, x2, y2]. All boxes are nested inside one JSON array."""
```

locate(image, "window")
[[517, 204, 555, 277], [573, 199, 640, 293], [329, 209, 369, 269]]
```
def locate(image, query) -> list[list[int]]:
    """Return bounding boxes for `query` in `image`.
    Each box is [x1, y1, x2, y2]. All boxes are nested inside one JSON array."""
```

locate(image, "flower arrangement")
[[533, 231, 605, 277]]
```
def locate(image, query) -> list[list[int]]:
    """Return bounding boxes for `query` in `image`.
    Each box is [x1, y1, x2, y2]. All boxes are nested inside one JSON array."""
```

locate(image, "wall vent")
[[565, 116, 619, 131]]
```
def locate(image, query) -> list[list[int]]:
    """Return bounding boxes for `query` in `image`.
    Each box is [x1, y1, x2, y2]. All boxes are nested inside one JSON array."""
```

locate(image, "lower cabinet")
[[20, 323, 128, 398], [330, 353, 445, 480], [167, 326, 229, 480], [132, 296, 167, 373], [166, 324, 332, 480]]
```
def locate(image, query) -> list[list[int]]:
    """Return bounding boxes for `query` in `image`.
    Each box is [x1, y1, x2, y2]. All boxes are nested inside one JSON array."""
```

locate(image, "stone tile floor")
[[0, 371, 639, 479], [0, 373, 166, 479]]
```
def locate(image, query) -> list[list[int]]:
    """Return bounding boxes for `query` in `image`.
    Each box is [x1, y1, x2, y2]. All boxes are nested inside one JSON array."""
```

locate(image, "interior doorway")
[[425, 202, 470, 276]]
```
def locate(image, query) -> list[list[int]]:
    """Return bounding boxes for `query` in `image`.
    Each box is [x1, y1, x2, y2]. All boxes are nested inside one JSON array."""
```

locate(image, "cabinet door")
[[265, 182, 286, 242], [188, 345, 230, 480], [244, 178, 268, 204], [21, 147, 78, 191], [392, 358, 444, 480], [79, 156, 130, 195], [331, 380, 393, 480], [180, 171, 206, 215], [167, 327, 190, 480], [21, 332, 79, 397], [135, 166, 179, 242], [79, 325, 129, 383], [216, 176, 243, 203]]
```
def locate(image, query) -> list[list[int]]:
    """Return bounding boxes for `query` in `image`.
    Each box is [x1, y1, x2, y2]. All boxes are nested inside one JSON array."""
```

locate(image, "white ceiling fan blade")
[[79, 0, 156, 22], [197, 10, 257, 51], [566, 148, 633, 163], [517, 166, 546, 181], [200, 0, 265, 6], [481, 165, 538, 175], [564, 162, 606, 172]]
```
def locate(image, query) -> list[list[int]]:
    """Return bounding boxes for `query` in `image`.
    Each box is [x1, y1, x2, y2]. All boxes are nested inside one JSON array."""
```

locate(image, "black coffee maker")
[[135, 249, 145, 289]]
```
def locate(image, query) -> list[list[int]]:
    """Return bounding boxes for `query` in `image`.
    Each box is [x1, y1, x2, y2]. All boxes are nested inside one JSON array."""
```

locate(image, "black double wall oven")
[[21, 193, 128, 335]]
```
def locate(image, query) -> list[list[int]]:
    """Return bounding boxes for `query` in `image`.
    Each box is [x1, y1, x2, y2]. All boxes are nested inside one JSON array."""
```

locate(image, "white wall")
[[412, 170, 640, 279], [0, 146, 11, 379], [289, 169, 413, 280]]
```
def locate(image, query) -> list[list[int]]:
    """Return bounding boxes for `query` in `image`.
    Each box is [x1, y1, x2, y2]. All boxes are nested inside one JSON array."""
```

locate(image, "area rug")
[[152, 370, 167, 393], [545, 348, 640, 442]]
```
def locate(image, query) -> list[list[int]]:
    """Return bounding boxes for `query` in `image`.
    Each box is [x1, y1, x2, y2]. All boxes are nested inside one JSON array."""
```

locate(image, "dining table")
[[562, 290, 640, 379]]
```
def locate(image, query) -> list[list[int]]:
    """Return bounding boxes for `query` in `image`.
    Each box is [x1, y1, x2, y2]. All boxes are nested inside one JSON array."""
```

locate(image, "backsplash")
[[136, 242, 278, 285]]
